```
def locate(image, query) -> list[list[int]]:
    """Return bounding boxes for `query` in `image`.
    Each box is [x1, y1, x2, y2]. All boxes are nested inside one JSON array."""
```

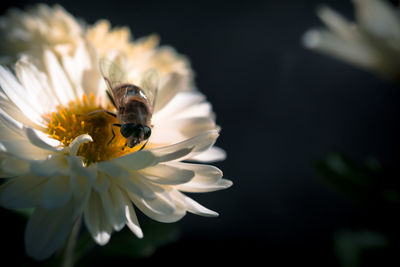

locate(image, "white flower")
[[0, 8, 231, 261], [302, 0, 400, 79]]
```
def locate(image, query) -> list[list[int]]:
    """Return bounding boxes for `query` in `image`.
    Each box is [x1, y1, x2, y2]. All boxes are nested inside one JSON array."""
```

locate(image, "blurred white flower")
[[0, 4, 193, 87], [303, 0, 400, 79], [0, 4, 231, 261], [0, 4, 83, 62]]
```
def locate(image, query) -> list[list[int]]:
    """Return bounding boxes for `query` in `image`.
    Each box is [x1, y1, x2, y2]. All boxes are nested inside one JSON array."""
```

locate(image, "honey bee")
[[99, 60, 158, 149]]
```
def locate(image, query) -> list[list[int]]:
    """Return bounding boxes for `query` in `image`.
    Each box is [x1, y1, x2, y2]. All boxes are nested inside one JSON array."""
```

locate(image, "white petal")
[[1, 156, 30, 175], [187, 146, 226, 162], [61, 41, 89, 98], [171, 190, 218, 217], [153, 72, 182, 113], [177, 178, 233, 193], [0, 65, 43, 124], [317, 6, 357, 41], [15, 56, 58, 111], [97, 161, 130, 180], [112, 148, 158, 170], [44, 50, 76, 105], [0, 108, 25, 140], [139, 163, 194, 185], [84, 191, 112, 245], [42, 175, 72, 210], [174, 164, 231, 192], [0, 98, 44, 130], [66, 155, 97, 182], [0, 139, 50, 160], [107, 130, 219, 171], [69, 175, 91, 218], [168, 162, 233, 193], [91, 172, 110, 193], [177, 117, 216, 138], [97, 161, 155, 200], [115, 172, 157, 200], [81, 44, 103, 97], [25, 200, 79, 260], [302, 29, 377, 69], [151, 117, 216, 143], [153, 91, 205, 121], [99, 182, 126, 231], [152, 129, 219, 162], [172, 102, 214, 120], [24, 127, 61, 152], [0, 174, 47, 209], [123, 193, 143, 238], [30, 154, 69, 177], [354, 0, 400, 43]]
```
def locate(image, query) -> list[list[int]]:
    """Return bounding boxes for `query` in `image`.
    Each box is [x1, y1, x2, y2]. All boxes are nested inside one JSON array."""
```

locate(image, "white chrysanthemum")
[[0, 29, 230, 263], [302, 0, 400, 78]]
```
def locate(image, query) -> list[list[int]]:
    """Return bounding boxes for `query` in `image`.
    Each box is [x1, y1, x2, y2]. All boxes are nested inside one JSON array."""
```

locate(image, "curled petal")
[[171, 189, 218, 217], [68, 134, 93, 156], [139, 163, 195, 185], [113, 130, 219, 172], [127, 191, 185, 223], [24, 127, 61, 152]]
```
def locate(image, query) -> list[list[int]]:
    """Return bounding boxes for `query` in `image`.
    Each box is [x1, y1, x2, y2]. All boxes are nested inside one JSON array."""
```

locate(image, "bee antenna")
[[139, 140, 149, 151]]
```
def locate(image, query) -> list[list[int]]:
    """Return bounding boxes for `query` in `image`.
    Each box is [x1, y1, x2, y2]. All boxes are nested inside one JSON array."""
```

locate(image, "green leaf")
[[314, 152, 374, 201]]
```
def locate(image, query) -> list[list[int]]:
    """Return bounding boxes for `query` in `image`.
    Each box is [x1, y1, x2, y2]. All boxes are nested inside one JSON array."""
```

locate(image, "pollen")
[[44, 93, 142, 165]]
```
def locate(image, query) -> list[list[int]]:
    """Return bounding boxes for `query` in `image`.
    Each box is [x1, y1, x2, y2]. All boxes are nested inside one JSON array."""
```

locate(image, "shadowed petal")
[[0, 174, 48, 209], [25, 199, 80, 260], [84, 191, 112, 245]]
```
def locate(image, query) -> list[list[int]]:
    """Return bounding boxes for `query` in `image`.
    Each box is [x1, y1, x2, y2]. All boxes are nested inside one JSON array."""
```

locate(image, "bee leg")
[[138, 140, 149, 151], [108, 123, 121, 145], [87, 109, 117, 118], [106, 90, 117, 108]]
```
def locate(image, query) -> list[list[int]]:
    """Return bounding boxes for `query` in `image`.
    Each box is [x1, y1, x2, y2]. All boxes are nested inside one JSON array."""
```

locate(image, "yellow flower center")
[[44, 93, 143, 165]]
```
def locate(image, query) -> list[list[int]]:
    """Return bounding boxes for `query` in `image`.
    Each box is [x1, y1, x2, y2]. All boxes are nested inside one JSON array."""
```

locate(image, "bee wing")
[[139, 69, 159, 109], [99, 59, 126, 105]]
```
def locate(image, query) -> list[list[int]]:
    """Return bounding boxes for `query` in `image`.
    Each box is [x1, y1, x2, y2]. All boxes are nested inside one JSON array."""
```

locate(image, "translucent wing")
[[139, 69, 159, 109], [99, 59, 126, 95]]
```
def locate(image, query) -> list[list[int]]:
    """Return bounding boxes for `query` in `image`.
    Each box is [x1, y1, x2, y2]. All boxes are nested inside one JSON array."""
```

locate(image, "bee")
[[99, 60, 158, 150]]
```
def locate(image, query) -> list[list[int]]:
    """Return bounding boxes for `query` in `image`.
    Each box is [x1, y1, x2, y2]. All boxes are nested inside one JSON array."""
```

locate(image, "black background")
[[1, 0, 400, 266]]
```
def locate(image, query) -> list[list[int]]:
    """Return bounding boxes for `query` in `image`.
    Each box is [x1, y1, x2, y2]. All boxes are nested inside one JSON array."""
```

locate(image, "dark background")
[[1, 0, 400, 266]]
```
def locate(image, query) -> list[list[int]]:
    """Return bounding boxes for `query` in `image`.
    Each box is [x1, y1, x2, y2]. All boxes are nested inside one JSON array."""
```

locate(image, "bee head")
[[120, 124, 152, 148], [120, 123, 138, 138]]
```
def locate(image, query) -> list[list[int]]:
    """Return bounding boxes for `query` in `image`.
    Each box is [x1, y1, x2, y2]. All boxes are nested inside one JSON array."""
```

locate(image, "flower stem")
[[62, 216, 82, 267]]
